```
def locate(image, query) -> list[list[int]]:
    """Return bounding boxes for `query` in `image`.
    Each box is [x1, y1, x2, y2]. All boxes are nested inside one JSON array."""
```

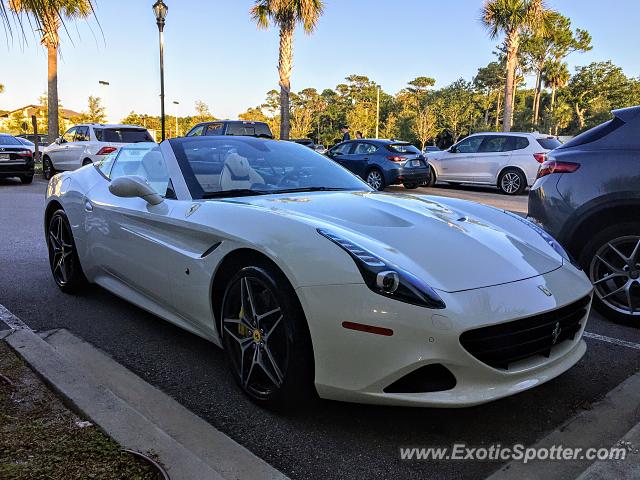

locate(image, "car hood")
[[222, 191, 563, 293]]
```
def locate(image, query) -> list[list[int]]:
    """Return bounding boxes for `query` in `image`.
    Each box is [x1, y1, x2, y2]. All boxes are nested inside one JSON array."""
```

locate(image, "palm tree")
[[482, 0, 550, 132], [9, 0, 94, 143], [542, 60, 570, 111], [251, 0, 324, 140]]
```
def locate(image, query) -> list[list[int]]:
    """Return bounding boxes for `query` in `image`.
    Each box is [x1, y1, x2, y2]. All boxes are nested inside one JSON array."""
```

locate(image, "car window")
[[95, 151, 119, 178], [536, 137, 562, 150], [94, 128, 153, 143], [62, 128, 77, 143], [171, 137, 370, 198], [330, 143, 353, 155], [512, 136, 530, 150], [187, 125, 205, 137], [387, 143, 421, 154], [205, 123, 224, 136], [109, 146, 171, 196], [225, 122, 272, 138], [455, 136, 484, 153], [0, 135, 22, 146], [353, 143, 377, 155], [75, 126, 90, 142], [478, 136, 511, 153]]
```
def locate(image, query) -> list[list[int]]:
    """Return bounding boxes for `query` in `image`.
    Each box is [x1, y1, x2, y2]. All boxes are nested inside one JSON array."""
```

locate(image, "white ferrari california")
[[44, 136, 593, 407]]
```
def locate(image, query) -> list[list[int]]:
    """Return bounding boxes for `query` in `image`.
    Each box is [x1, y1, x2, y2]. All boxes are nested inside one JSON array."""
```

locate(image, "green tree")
[[481, 0, 550, 132], [194, 100, 216, 124], [520, 12, 591, 126], [10, 0, 94, 143], [436, 79, 476, 143], [251, 0, 324, 140], [542, 60, 570, 113], [474, 61, 505, 129], [75, 96, 106, 123]]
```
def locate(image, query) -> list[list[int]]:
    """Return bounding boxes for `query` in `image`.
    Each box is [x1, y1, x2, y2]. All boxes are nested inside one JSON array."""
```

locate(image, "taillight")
[[96, 146, 118, 156], [18, 150, 33, 157], [387, 155, 405, 162], [533, 153, 546, 163], [536, 160, 580, 179]]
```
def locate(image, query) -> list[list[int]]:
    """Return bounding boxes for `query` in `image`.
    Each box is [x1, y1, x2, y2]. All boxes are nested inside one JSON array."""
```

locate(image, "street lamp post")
[[98, 80, 109, 123], [173, 100, 179, 137], [153, 0, 168, 141]]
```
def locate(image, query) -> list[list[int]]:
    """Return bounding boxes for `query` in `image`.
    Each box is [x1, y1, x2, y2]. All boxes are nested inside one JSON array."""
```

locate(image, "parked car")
[[43, 124, 154, 180], [313, 144, 327, 155], [44, 135, 592, 407], [15, 136, 36, 156], [425, 132, 562, 195], [423, 145, 441, 153], [292, 138, 314, 148], [18, 133, 49, 150], [326, 139, 430, 190], [0, 133, 34, 184], [185, 120, 273, 139], [528, 106, 640, 324]]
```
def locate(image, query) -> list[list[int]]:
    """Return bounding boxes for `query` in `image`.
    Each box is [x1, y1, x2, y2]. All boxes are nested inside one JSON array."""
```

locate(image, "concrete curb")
[[0, 305, 288, 480]]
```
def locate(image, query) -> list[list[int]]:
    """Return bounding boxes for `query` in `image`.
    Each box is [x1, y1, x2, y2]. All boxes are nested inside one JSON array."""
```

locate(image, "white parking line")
[[584, 331, 640, 350]]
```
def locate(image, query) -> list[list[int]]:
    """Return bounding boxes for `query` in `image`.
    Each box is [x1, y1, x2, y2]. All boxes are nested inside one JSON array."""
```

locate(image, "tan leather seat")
[[219, 152, 264, 190]]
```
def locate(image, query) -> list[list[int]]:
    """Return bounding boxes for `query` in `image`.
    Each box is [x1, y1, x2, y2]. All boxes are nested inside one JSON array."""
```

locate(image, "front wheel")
[[498, 168, 526, 195], [46, 209, 88, 293], [579, 222, 640, 325], [20, 174, 34, 184], [43, 157, 56, 180], [366, 168, 385, 191], [220, 265, 314, 407]]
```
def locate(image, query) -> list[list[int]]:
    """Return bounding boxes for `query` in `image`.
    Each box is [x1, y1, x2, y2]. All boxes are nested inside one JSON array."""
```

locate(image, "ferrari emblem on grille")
[[538, 285, 553, 297], [551, 322, 562, 345]]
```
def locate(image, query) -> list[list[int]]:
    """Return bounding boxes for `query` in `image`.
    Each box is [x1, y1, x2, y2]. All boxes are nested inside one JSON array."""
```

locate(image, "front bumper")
[[297, 263, 593, 407]]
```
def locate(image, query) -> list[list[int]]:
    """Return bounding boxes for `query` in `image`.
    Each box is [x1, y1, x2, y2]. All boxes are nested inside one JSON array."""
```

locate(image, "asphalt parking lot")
[[1, 177, 639, 480]]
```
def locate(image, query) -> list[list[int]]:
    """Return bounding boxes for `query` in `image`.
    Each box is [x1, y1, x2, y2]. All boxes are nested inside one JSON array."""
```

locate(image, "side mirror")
[[448, 146, 458, 153], [55, 137, 62, 145], [108, 175, 164, 205]]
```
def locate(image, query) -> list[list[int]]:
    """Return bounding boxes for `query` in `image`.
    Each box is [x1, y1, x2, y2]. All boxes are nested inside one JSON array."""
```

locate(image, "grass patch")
[[0, 341, 162, 479]]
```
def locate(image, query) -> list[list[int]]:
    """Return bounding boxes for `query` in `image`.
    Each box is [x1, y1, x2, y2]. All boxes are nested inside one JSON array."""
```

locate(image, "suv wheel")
[[43, 156, 56, 180], [82, 158, 93, 166], [423, 166, 436, 187], [498, 168, 526, 195], [580, 222, 640, 325]]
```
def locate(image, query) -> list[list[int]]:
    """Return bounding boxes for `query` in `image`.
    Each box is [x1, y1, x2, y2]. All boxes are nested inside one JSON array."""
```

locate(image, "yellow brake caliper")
[[237, 306, 249, 337]]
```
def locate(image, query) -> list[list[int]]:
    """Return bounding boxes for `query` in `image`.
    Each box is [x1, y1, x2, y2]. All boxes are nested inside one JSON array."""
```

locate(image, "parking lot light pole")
[[153, 0, 168, 141], [98, 80, 109, 123], [173, 100, 179, 137]]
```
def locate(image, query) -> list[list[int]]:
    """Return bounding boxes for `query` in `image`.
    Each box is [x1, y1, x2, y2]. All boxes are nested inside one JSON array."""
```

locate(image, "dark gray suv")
[[528, 106, 640, 324]]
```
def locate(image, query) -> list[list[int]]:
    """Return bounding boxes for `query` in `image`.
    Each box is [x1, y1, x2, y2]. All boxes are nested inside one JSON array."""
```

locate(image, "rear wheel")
[[82, 158, 93, 166], [220, 265, 314, 407], [579, 222, 640, 325], [46, 209, 88, 293], [366, 168, 385, 191], [20, 174, 34, 184], [403, 182, 419, 190], [498, 168, 526, 195], [43, 156, 56, 180], [423, 166, 436, 187]]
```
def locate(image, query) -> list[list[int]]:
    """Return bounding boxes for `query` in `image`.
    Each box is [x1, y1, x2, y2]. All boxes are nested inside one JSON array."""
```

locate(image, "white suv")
[[43, 124, 154, 179], [425, 132, 561, 195]]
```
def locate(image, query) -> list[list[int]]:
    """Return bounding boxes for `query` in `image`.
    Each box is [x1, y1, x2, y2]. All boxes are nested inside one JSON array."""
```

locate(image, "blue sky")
[[1, 0, 638, 122]]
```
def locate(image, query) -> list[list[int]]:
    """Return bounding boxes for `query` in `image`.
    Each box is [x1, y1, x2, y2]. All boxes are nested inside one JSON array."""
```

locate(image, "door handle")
[[84, 200, 93, 212]]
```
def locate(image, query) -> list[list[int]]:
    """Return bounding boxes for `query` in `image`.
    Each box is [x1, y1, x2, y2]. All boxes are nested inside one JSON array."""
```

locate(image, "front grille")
[[460, 296, 591, 370]]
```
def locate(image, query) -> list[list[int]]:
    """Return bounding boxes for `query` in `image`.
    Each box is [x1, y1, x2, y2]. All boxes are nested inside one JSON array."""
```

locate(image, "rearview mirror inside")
[[108, 176, 164, 206]]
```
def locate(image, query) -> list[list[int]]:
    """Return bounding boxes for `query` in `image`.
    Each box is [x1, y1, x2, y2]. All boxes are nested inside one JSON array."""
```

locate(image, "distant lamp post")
[[173, 100, 179, 137], [98, 80, 110, 123], [153, 0, 168, 141]]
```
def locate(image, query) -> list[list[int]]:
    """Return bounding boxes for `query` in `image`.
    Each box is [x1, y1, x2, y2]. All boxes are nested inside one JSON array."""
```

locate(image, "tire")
[[20, 175, 34, 184], [220, 264, 315, 407], [43, 156, 56, 180], [578, 221, 640, 325], [366, 168, 386, 191], [46, 209, 88, 293], [403, 182, 419, 190], [423, 166, 436, 187], [498, 168, 526, 195], [82, 158, 93, 166]]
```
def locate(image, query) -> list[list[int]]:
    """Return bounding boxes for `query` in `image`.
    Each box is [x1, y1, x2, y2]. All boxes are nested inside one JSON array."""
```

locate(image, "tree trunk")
[[532, 68, 543, 126], [511, 80, 518, 129], [47, 43, 59, 143], [575, 103, 585, 129], [495, 90, 501, 130], [278, 21, 294, 140], [550, 86, 556, 111], [502, 32, 519, 132]]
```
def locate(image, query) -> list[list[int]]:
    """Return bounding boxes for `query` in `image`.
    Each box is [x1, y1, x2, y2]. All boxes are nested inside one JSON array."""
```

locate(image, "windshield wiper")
[[201, 189, 269, 199], [267, 187, 353, 194]]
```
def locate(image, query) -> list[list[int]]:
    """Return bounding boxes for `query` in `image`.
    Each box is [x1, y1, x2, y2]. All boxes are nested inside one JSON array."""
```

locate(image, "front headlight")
[[317, 229, 446, 309], [503, 211, 578, 267]]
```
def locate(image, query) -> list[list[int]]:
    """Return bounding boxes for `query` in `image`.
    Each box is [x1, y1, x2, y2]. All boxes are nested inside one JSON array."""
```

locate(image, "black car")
[[0, 134, 35, 184], [18, 133, 49, 149], [528, 106, 640, 324], [326, 139, 430, 191], [185, 120, 273, 139]]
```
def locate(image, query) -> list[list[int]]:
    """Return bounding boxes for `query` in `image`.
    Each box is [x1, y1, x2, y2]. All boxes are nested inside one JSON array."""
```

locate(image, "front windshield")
[[170, 137, 372, 199]]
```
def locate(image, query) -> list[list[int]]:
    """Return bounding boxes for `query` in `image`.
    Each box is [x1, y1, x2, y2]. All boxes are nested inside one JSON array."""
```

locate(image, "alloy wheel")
[[222, 275, 288, 399], [500, 172, 521, 194], [367, 170, 383, 190], [48, 214, 74, 286], [43, 158, 53, 179], [590, 235, 640, 317]]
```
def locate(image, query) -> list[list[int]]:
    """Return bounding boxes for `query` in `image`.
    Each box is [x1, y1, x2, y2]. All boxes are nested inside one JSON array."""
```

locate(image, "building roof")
[[0, 105, 82, 119]]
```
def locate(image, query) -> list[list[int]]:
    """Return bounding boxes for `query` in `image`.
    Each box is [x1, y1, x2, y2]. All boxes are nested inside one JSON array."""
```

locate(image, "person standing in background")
[[355, 131, 363, 139], [340, 125, 351, 142]]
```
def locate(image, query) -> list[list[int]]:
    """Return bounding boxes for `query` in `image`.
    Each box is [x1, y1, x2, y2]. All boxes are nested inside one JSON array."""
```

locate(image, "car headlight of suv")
[[317, 228, 446, 309], [503, 210, 578, 267]]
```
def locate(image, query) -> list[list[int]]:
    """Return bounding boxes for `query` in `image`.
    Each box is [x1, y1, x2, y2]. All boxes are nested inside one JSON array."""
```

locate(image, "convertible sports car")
[[44, 136, 593, 407]]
